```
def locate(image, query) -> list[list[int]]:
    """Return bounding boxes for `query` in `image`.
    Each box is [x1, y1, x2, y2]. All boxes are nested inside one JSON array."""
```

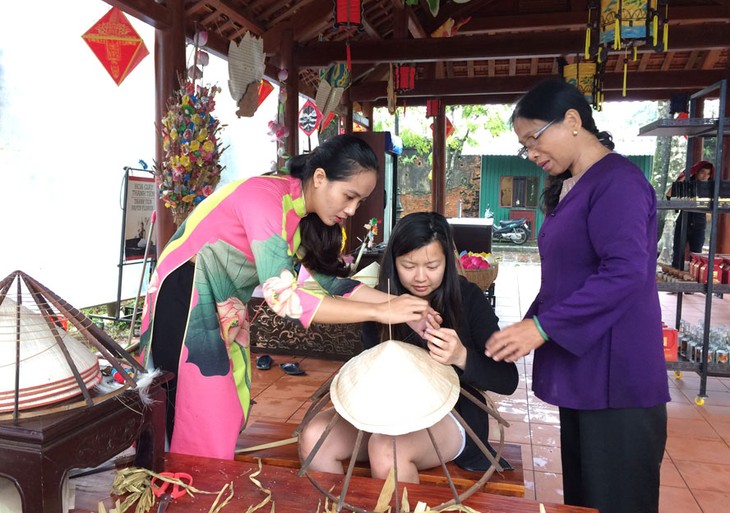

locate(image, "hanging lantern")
[[395, 64, 416, 93], [586, 1, 668, 97], [598, 0, 668, 52], [562, 58, 604, 111], [426, 99, 442, 117], [335, 0, 363, 27], [334, 0, 363, 70]]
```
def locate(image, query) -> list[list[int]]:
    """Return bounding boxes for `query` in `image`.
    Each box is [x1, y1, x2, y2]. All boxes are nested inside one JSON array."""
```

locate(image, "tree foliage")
[[373, 104, 511, 167]]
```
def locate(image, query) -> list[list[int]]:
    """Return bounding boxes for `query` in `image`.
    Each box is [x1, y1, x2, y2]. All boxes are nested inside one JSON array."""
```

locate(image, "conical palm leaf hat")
[[0, 298, 100, 412], [329, 339, 459, 436]]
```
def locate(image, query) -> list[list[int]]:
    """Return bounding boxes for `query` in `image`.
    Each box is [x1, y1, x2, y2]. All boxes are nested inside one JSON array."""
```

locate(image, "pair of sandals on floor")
[[255, 354, 305, 375]]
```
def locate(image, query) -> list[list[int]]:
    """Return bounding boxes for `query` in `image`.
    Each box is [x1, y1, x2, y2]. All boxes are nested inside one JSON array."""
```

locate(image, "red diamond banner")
[[82, 7, 149, 86], [298, 99, 322, 137]]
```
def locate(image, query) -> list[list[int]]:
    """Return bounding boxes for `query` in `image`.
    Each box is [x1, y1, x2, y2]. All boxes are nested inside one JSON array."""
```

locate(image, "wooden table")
[[74, 452, 597, 513], [235, 420, 526, 497], [0, 374, 169, 513]]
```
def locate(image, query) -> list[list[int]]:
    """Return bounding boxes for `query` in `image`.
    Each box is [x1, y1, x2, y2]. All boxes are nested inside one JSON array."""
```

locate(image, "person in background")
[[666, 160, 714, 269], [485, 79, 670, 513], [139, 134, 432, 460], [299, 212, 519, 483]]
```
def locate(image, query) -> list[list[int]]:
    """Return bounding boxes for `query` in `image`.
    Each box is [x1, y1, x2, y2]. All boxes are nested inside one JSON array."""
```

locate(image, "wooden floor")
[[244, 262, 730, 512], [8, 261, 730, 513]]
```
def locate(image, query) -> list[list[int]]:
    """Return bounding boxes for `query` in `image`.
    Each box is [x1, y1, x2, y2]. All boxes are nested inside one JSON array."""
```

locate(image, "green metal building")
[[478, 155, 654, 238]]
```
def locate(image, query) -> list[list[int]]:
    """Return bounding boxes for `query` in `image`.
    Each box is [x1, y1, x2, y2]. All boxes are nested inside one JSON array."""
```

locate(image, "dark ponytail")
[[511, 79, 614, 214], [288, 134, 379, 276]]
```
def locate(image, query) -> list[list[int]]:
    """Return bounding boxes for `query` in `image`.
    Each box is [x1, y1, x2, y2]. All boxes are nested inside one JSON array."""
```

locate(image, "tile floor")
[[247, 262, 730, 513]]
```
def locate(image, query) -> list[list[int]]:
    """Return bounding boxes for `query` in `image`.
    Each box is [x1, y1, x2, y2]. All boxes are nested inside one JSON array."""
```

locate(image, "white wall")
[[0, 0, 277, 308]]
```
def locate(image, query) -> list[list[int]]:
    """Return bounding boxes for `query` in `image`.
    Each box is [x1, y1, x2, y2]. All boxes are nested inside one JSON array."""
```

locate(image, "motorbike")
[[492, 218, 531, 245]]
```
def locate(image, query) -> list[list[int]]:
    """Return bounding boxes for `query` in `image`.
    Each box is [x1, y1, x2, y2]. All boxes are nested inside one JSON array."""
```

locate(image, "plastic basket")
[[461, 264, 499, 290]]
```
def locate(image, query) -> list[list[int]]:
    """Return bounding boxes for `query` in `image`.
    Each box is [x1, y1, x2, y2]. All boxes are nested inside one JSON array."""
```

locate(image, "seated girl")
[[299, 211, 519, 482]]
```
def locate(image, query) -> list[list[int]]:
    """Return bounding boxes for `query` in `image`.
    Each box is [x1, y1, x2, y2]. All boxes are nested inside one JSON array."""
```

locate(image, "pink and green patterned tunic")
[[139, 175, 363, 459]]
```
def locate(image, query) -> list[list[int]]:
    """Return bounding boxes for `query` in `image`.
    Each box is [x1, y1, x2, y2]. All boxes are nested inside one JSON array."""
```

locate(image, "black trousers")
[[672, 212, 706, 269], [150, 262, 195, 442], [559, 404, 667, 513]]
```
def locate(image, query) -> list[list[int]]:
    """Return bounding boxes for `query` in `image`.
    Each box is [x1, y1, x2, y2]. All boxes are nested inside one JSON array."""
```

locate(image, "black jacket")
[[361, 277, 519, 471]]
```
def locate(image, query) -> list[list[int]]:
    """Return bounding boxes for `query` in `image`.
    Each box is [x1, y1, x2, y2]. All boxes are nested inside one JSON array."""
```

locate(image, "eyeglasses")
[[517, 119, 558, 159]]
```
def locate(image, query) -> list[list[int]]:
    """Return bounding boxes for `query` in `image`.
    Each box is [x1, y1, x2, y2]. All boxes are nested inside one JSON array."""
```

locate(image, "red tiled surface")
[[4, 261, 727, 511]]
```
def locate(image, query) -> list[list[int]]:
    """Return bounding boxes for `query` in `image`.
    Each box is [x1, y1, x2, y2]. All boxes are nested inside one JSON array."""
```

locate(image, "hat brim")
[[330, 340, 460, 436]]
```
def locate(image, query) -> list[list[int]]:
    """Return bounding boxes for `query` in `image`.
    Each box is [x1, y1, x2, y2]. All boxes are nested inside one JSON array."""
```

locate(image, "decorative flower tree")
[[267, 68, 291, 174], [155, 32, 227, 226]]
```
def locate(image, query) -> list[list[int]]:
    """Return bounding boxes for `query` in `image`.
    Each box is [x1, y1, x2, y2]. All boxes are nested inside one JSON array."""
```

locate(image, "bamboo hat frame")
[[295, 340, 511, 513], [0, 271, 147, 421]]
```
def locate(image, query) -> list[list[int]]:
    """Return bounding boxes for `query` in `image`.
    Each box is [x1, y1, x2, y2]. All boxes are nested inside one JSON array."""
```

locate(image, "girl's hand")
[[424, 326, 467, 369], [485, 319, 545, 362], [407, 310, 442, 339], [375, 294, 430, 326]]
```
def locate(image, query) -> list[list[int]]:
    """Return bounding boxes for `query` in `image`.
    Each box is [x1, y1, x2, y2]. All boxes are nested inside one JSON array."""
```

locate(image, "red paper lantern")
[[426, 99, 442, 117], [335, 0, 363, 27], [257, 79, 274, 107], [82, 7, 149, 86], [395, 65, 416, 93]]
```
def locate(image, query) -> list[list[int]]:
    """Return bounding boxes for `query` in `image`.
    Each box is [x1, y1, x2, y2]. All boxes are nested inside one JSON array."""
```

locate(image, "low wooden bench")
[[235, 420, 525, 497]]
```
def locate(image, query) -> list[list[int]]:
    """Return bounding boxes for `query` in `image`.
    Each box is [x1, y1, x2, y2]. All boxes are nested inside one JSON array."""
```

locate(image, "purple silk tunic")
[[527, 153, 670, 410]]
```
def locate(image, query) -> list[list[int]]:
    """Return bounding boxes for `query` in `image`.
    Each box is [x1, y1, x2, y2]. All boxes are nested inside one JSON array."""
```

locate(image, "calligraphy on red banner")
[[82, 7, 149, 86]]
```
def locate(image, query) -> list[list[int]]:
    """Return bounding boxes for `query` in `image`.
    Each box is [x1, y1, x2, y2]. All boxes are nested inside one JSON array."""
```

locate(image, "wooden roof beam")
[[191, 0, 265, 35], [104, 0, 172, 29], [348, 70, 727, 102], [368, 87, 711, 107], [417, 0, 487, 34], [703, 49, 723, 70], [293, 1, 337, 43], [458, 6, 730, 35], [265, 0, 318, 25], [390, 0, 427, 39], [295, 24, 729, 66], [637, 52, 652, 72]]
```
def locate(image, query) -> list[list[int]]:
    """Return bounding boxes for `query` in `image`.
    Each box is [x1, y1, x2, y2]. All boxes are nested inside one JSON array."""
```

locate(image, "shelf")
[[657, 281, 730, 294], [650, 81, 730, 392], [639, 117, 730, 137], [666, 358, 730, 377], [657, 200, 710, 211], [657, 200, 730, 212], [657, 281, 705, 293]]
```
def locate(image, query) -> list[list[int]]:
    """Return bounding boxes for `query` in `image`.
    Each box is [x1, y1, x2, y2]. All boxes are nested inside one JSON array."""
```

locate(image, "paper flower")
[[459, 251, 493, 270], [155, 79, 227, 225]]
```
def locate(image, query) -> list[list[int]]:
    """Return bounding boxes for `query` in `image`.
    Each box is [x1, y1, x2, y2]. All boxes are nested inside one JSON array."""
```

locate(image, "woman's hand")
[[485, 319, 546, 362], [374, 294, 430, 326], [424, 324, 467, 369], [407, 309, 442, 339]]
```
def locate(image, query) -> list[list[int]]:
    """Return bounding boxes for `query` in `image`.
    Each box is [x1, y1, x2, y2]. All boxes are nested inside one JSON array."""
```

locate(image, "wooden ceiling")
[[111, 0, 730, 106]]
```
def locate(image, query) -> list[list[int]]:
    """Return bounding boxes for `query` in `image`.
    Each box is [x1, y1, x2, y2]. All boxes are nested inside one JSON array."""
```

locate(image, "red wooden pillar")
[[431, 100, 446, 214], [281, 28, 299, 158], [362, 103, 373, 131], [344, 103, 354, 134], [154, 0, 186, 255]]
